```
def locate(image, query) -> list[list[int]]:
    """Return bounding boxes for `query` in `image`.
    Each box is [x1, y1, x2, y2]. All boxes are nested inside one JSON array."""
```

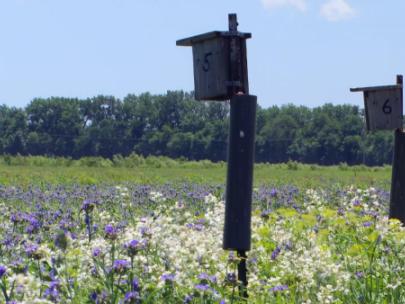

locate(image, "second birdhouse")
[[351, 80, 403, 131], [177, 29, 251, 101]]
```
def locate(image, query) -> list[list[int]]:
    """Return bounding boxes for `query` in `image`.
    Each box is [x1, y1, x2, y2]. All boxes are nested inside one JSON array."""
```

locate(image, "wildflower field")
[[0, 162, 404, 303]]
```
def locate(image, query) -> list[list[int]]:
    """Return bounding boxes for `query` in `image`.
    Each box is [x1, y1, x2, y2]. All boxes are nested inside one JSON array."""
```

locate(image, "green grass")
[[0, 161, 392, 189]]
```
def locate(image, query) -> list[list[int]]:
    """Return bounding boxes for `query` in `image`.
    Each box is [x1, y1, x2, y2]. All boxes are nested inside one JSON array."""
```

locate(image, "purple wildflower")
[[225, 272, 237, 285], [81, 199, 95, 212], [125, 239, 143, 256], [355, 271, 364, 279], [104, 224, 118, 240], [25, 243, 39, 258], [10, 212, 22, 223], [123, 291, 140, 303], [132, 278, 140, 291], [271, 246, 281, 260], [90, 291, 98, 302], [193, 224, 204, 231], [0, 265, 7, 278], [90, 290, 108, 303], [44, 280, 60, 302], [228, 251, 238, 263], [10, 259, 26, 274], [261, 209, 271, 219], [160, 273, 175, 282], [197, 272, 217, 283], [195, 284, 210, 291], [92, 247, 103, 258], [198, 272, 209, 280], [363, 221, 373, 227], [184, 294, 193, 303], [269, 284, 288, 292], [113, 259, 130, 274], [140, 227, 152, 238]]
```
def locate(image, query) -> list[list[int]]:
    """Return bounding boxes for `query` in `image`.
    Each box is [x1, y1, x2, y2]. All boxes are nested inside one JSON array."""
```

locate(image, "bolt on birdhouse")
[[176, 15, 251, 101], [351, 76, 403, 131]]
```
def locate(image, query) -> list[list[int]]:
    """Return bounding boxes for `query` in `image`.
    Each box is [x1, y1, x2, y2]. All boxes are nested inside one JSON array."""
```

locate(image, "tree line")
[[0, 91, 395, 166]]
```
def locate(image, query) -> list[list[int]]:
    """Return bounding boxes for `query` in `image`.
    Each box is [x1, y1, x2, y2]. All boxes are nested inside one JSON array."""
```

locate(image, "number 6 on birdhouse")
[[351, 76, 403, 131]]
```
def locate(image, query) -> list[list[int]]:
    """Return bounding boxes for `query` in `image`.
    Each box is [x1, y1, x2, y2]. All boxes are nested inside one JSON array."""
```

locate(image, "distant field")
[[0, 158, 392, 189]]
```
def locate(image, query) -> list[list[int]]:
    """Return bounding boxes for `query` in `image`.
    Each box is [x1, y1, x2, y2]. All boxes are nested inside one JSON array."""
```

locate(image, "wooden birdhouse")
[[176, 15, 251, 101], [351, 76, 403, 131]]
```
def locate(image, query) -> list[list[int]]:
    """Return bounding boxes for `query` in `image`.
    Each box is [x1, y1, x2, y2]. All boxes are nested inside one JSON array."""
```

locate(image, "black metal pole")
[[389, 75, 405, 225], [390, 129, 405, 224], [237, 250, 248, 297], [223, 14, 255, 298], [223, 94, 256, 297]]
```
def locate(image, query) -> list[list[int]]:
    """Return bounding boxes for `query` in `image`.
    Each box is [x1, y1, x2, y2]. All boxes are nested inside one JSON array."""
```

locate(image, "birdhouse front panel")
[[192, 38, 230, 101], [364, 88, 403, 131]]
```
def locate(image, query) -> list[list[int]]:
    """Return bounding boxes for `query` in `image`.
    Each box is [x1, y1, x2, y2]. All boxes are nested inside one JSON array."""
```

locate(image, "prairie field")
[[0, 158, 403, 303]]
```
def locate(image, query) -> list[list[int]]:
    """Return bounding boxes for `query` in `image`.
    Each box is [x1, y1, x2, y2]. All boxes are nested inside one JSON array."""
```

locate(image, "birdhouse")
[[351, 77, 403, 131], [176, 19, 251, 101]]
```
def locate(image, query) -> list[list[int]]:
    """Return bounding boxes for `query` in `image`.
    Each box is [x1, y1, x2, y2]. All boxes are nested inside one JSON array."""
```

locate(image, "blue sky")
[[0, 0, 404, 108]]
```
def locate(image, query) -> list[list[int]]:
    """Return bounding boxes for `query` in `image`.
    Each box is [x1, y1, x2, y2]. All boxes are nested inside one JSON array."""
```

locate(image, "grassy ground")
[[0, 162, 392, 189]]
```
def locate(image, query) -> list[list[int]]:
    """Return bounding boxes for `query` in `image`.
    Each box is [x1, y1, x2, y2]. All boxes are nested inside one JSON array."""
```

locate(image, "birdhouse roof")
[[176, 31, 251, 46], [350, 84, 402, 92]]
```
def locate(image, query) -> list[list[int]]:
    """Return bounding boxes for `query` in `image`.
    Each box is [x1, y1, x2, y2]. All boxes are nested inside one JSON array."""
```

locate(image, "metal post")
[[389, 75, 405, 224], [223, 94, 256, 250], [223, 93, 256, 297], [223, 14, 255, 298]]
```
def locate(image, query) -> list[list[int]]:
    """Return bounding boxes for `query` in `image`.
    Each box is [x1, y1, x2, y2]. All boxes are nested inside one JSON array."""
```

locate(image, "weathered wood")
[[192, 38, 230, 100], [350, 76, 403, 131], [390, 129, 405, 225], [176, 31, 251, 46], [176, 14, 251, 101], [350, 85, 402, 92], [363, 88, 402, 130], [228, 14, 249, 96]]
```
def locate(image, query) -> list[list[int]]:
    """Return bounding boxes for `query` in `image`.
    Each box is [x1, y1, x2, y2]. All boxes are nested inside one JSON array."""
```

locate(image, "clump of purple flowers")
[[124, 240, 143, 257], [123, 291, 140, 303], [269, 284, 288, 293], [194, 283, 210, 292], [104, 224, 118, 240], [81, 199, 96, 213], [25, 243, 40, 260], [113, 259, 130, 274], [184, 294, 193, 303], [197, 272, 217, 285], [44, 280, 61, 302], [160, 273, 175, 283]]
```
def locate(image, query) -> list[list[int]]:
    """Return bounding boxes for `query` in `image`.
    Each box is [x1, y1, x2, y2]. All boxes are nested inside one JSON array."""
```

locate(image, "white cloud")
[[320, 0, 355, 21], [261, 0, 307, 12]]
